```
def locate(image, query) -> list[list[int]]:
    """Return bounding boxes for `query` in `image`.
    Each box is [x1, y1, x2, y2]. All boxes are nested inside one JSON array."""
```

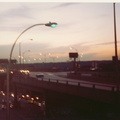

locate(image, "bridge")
[[1, 71, 120, 119], [10, 71, 120, 117], [13, 73, 120, 105]]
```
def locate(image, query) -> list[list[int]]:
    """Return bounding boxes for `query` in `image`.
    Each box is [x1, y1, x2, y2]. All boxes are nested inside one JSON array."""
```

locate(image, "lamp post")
[[113, 3, 119, 82], [40, 53, 51, 63], [22, 50, 30, 69], [19, 39, 33, 64], [113, 3, 118, 60], [22, 50, 31, 64], [51, 56, 59, 63], [49, 54, 59, 63], [6, 22, 58, 120]]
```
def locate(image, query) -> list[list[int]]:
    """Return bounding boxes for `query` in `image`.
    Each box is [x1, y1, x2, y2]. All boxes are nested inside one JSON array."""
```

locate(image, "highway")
[[10, 71, 120, 120], [29, 71, 119, 92]]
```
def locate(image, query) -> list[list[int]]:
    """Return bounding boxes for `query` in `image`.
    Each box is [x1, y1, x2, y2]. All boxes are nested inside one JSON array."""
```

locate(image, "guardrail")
[[14, 73, 120, 92], [13, 73, 120, 105], [41, 78, 120, 92]]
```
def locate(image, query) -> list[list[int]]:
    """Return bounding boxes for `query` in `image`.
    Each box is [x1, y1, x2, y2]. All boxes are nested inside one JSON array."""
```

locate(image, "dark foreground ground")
[[0, 98, 120, 120], [0, 101, 42, 120]]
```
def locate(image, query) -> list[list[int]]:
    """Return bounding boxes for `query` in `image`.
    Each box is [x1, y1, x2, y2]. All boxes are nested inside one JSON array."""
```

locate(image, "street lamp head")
[[45, 22, 58, 28]]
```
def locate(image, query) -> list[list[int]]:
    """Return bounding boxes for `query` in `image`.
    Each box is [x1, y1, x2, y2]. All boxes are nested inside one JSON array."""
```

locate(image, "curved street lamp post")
[[7, 22, 58, 120]]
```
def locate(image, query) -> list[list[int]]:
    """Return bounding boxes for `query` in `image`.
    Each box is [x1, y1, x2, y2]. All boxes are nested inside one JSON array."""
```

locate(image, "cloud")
[[0, 44, 11, 58], [0, 3, 35, 32], [51, 3, 80, 9], [93, 41, 120, 46], [0, 3, 32, 19]]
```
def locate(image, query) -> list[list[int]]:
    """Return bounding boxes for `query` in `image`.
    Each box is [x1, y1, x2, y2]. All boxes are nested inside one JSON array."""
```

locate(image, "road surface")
[[29, 72, 119, 92]]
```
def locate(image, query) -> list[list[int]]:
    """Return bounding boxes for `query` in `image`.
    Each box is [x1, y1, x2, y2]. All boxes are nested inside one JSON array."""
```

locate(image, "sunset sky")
[[0, 1, 120, 63]]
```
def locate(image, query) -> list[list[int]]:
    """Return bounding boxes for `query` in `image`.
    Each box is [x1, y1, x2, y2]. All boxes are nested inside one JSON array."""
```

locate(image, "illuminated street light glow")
[[36, 97, 39, 100], [26, 94, 30, 98], [39, 52, 51, 62], [69, 46, 78, 52], [31, 98, 34, 101], [11, 93, 14, 97], [22, 95, 25, 98]]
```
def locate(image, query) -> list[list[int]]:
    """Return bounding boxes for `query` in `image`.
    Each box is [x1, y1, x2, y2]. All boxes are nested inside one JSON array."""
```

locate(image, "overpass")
[[13, 72, 120, 113], [1, 71, 120, 118], [13, 74, 120, 105]]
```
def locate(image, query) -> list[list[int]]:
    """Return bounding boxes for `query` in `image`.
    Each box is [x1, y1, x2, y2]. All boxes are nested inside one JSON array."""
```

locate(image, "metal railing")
[[13, 73, 120, 92], [42, 78, 120, 92]]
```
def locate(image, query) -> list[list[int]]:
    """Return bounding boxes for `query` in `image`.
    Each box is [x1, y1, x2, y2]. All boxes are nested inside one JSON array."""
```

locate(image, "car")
[[36, 73, 44, 78], [0, 99, 14, 109], [20, 70, 30, 74]]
